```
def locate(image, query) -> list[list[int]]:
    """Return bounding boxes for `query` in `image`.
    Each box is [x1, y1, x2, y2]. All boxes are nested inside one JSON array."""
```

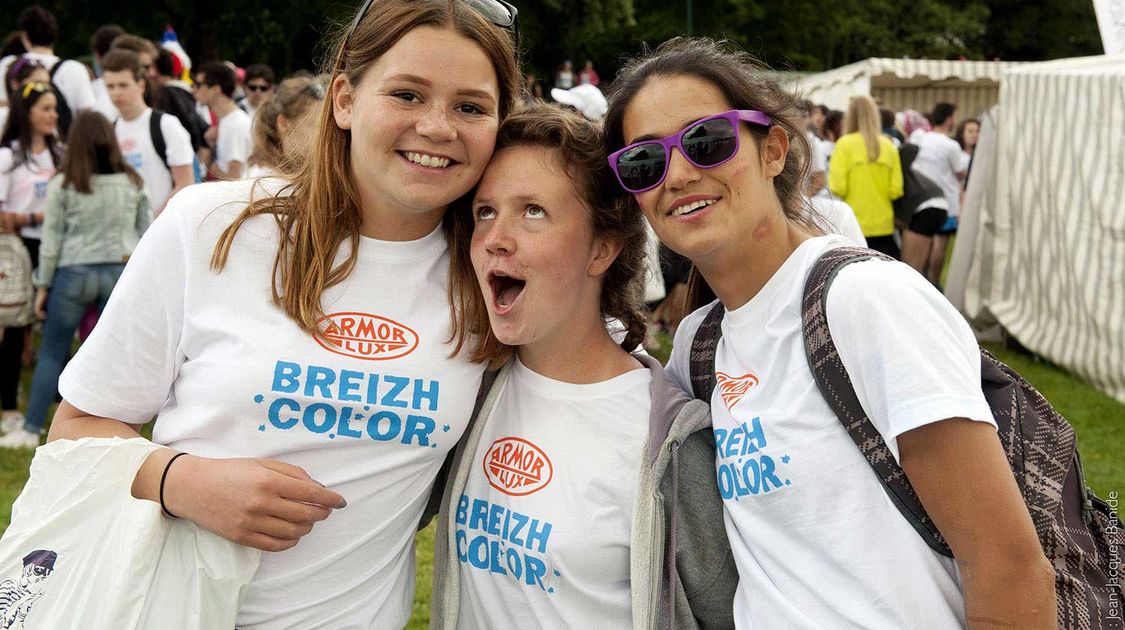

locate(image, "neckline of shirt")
[[511, 356, 651, 399], [724, 234, 847, 329], [349, 220, 448, 263]]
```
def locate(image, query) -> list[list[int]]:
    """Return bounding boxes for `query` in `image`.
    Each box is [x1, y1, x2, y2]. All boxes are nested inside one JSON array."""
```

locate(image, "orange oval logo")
[[483, 437, 553, 496], [315, 312, 419, 360]]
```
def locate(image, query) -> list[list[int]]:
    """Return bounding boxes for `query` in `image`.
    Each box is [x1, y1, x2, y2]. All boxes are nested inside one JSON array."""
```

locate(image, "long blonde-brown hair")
[[248, 73, 327, 175], [211, 0, 520, 339], [844, 95, 882, 162]]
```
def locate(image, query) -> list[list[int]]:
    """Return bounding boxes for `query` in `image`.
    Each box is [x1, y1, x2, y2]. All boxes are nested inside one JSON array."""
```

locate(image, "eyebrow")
[[473, 193, 542, 207], [385, 73, 497, 103], [627, 114, 709, 144]]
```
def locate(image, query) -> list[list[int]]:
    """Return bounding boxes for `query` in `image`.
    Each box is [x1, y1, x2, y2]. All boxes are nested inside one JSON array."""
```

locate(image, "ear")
[[332, 74, 354, 130], [587, 235, 624, 278], [760, 125, 789, 178]]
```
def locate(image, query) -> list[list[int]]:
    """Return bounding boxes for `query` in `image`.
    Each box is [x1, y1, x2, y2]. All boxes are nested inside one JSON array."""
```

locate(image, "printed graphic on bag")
[[715, 371, 759, 411], [0, 549, 57, 629], [315, 312, 419, 360], [483, 437, 553, 496]]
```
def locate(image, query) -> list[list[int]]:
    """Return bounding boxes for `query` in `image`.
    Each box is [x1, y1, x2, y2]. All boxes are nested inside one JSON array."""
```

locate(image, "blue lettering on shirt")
[[715, 417, 794, 500], [455, 494, 559, 593]]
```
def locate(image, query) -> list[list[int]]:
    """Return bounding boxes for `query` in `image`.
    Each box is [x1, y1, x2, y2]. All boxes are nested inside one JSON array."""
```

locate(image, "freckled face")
[[620, 74, 782, 264]]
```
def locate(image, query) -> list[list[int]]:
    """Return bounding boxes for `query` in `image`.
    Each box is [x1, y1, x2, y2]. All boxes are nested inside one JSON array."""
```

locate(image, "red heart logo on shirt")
[[715, 372, 759, 411]]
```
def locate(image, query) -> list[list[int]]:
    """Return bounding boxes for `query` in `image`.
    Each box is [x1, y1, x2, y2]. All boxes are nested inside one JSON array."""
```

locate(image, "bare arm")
[[898, 418, 1057, 628], [49, 400, 346, 551]]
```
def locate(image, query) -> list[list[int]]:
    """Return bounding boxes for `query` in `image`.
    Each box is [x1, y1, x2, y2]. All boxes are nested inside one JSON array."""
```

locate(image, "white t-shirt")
[[456, 359, 650, 629], [807, 196, 866, 247], [216, 108, 253, 177], [115, 108, 193, 209], [91, 76, 118, 120], [0, 53, 95, 113], [0, 145, 56, 239], [912, 132, 965, 218], [58, 179, 486, 630], [666, 235, 996, 629]]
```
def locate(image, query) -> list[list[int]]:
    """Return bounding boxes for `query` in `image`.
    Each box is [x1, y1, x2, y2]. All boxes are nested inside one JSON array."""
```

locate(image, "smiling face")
[[621, 74, 787, 265], [333, 25, 500, 240], [28, 91, 57, 137], [471, 145, 614, 351]]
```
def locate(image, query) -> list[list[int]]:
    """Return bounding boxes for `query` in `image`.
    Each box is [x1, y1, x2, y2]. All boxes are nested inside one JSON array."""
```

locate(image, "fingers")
[[273, 474, 346, 509], [267, 498, 332, 526]]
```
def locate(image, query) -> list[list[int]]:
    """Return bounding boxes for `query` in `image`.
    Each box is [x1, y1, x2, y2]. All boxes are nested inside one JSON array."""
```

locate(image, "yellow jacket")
[[828, 133, 903, 237]]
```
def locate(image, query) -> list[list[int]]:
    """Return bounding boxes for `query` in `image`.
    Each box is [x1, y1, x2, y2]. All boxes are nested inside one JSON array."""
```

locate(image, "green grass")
[[1, 331, 1120, 630]]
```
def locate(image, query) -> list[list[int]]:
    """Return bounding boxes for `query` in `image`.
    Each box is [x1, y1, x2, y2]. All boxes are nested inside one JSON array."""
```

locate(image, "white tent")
[[948, 54, 1125, 404], [794, 57, 1026, 118]]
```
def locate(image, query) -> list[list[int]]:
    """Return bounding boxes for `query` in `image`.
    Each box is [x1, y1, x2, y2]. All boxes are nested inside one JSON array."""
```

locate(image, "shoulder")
[[163, 178, 286, 228], [825, 256, 963, 329], [158, 112, 189, 134]]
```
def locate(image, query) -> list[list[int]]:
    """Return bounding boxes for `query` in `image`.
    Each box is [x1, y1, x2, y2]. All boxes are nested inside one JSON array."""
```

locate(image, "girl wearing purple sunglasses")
[[603, 38, 1055, 629]]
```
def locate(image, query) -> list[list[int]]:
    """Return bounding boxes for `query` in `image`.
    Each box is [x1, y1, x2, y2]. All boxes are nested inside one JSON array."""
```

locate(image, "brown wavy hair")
[[603, 37, 823, 311], [449, 102, 646, 369], [210, 0, 521, 340]]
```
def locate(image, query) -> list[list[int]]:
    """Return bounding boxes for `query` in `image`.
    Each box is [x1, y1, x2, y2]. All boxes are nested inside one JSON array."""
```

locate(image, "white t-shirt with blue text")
[[456, 359, 651, 629], [59, 178, 485, 630], [0, 145, 55, 239], [666, 235, 996, 629], [114, 108, 193, 211]]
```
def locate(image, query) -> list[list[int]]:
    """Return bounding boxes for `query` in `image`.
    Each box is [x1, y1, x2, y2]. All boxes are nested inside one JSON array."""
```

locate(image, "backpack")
[[46, 60, 73, 137], [0, 234, 33, 328], [114, 109, 202, 183], [688, 245, 1124, 629]]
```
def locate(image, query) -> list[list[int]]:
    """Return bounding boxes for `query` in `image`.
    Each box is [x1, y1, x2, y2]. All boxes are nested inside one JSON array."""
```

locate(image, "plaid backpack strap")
[[801, 245, 953, 557], [688, 301, 726, 402]]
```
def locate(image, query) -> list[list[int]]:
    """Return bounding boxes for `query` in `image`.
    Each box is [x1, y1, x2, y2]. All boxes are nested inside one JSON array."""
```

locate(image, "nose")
[[416, 105, 457, 143], [481, 213, 516, 256], [663, 146, 700, 191]]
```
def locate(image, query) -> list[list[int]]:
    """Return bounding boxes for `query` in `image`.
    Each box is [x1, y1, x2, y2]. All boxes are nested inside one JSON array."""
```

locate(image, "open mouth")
[[488, 271, 526, 314], [398, 151, 458, 169]]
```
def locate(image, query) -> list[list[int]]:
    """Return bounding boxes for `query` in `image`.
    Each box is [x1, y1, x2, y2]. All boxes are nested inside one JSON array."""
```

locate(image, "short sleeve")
[[219, 117, 252, 165], [161, 115, 194, 167], [0, 149, 12, 203], [946, 140, 965, 174], [58, 202, 190, 424], [825, 259, 995, 461], [57, 60, 96, 111]]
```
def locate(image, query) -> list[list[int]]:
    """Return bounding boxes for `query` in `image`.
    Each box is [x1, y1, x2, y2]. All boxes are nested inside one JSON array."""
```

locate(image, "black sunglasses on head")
[[346, 0, 520, 57]]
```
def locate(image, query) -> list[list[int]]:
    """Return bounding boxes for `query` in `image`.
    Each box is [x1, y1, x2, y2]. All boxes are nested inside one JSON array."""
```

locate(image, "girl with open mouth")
[[430, 102, 737, 629]]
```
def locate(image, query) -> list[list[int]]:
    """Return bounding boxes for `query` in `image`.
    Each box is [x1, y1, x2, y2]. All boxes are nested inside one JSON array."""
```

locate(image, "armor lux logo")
[[483, 437, 553, 496], [315, 312, 419, 360], [715, 371, 759, 411]]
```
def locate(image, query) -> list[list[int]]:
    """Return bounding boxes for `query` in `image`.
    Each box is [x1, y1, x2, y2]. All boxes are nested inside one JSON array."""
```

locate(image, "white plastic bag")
[[0, 437, 260, 629]]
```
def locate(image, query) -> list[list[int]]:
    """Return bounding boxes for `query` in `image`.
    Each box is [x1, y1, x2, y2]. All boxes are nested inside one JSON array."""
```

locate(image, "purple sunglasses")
[[607, 109, 771, 193]]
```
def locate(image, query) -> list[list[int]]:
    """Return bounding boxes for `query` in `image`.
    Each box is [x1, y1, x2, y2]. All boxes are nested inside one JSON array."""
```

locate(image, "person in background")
[[820, 108, 843, 171], [1, 111, 151, 448], [0, 5, 96, 134], [241, 64, 275, 121], [0, 80, 60, 437], [798, 99, 827, 196], [108, 34, 160, 106], [911, 102, 965, 286], [881, 107, 903, 146], [954, 117, 980, 180], [153, 48, 208, 160], [899, 108, 931, 143], [1, 58, 49, 131], [554, 59, 574, 89], [88, 24, 124, 119], [246, 73, 325, 178], [195, 61, 252, 180], [577, 59, 599, 86], [829, 95, 903, 258], [102, 49, 193, 215]]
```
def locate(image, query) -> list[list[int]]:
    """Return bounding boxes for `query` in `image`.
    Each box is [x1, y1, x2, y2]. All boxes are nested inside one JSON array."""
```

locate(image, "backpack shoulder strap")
[[688, 301, 726, 402], [47, 58, 63, 80], [149, 109, 169, 171], [801, 245, 954, 557]]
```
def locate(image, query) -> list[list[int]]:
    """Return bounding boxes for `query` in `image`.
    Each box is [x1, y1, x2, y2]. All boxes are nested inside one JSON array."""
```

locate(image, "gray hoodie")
[[429, 354, 736, 630]]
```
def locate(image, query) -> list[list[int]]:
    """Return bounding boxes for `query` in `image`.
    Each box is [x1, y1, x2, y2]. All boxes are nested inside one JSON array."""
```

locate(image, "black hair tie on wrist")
[[160, 452, 189, 518]]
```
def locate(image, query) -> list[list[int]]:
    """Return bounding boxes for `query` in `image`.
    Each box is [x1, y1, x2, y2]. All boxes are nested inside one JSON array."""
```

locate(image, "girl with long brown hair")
[[1, 110, 150, 449], [604, 37, 1055, 628], [44, 0, 521, 627]]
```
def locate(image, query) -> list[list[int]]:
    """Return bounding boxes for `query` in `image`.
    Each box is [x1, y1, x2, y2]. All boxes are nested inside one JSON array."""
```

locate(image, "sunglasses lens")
[[465, 0, 516, 26], [682, 117, 738, 167], [616, 143, 667, 192]]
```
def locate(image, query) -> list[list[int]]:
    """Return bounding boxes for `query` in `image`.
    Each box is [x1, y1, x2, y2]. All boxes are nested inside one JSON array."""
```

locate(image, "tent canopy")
[[794, 57, 1027, 118]]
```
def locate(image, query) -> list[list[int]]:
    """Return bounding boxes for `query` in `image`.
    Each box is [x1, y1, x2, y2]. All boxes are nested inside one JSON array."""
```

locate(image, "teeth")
[[672, 199, 716, 216], [405, 152, 451, 168]]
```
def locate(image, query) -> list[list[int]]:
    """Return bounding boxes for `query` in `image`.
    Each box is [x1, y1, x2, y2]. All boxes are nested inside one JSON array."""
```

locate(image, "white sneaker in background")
[[0, 411, 25, 434], [0, 427, 40, 449]]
